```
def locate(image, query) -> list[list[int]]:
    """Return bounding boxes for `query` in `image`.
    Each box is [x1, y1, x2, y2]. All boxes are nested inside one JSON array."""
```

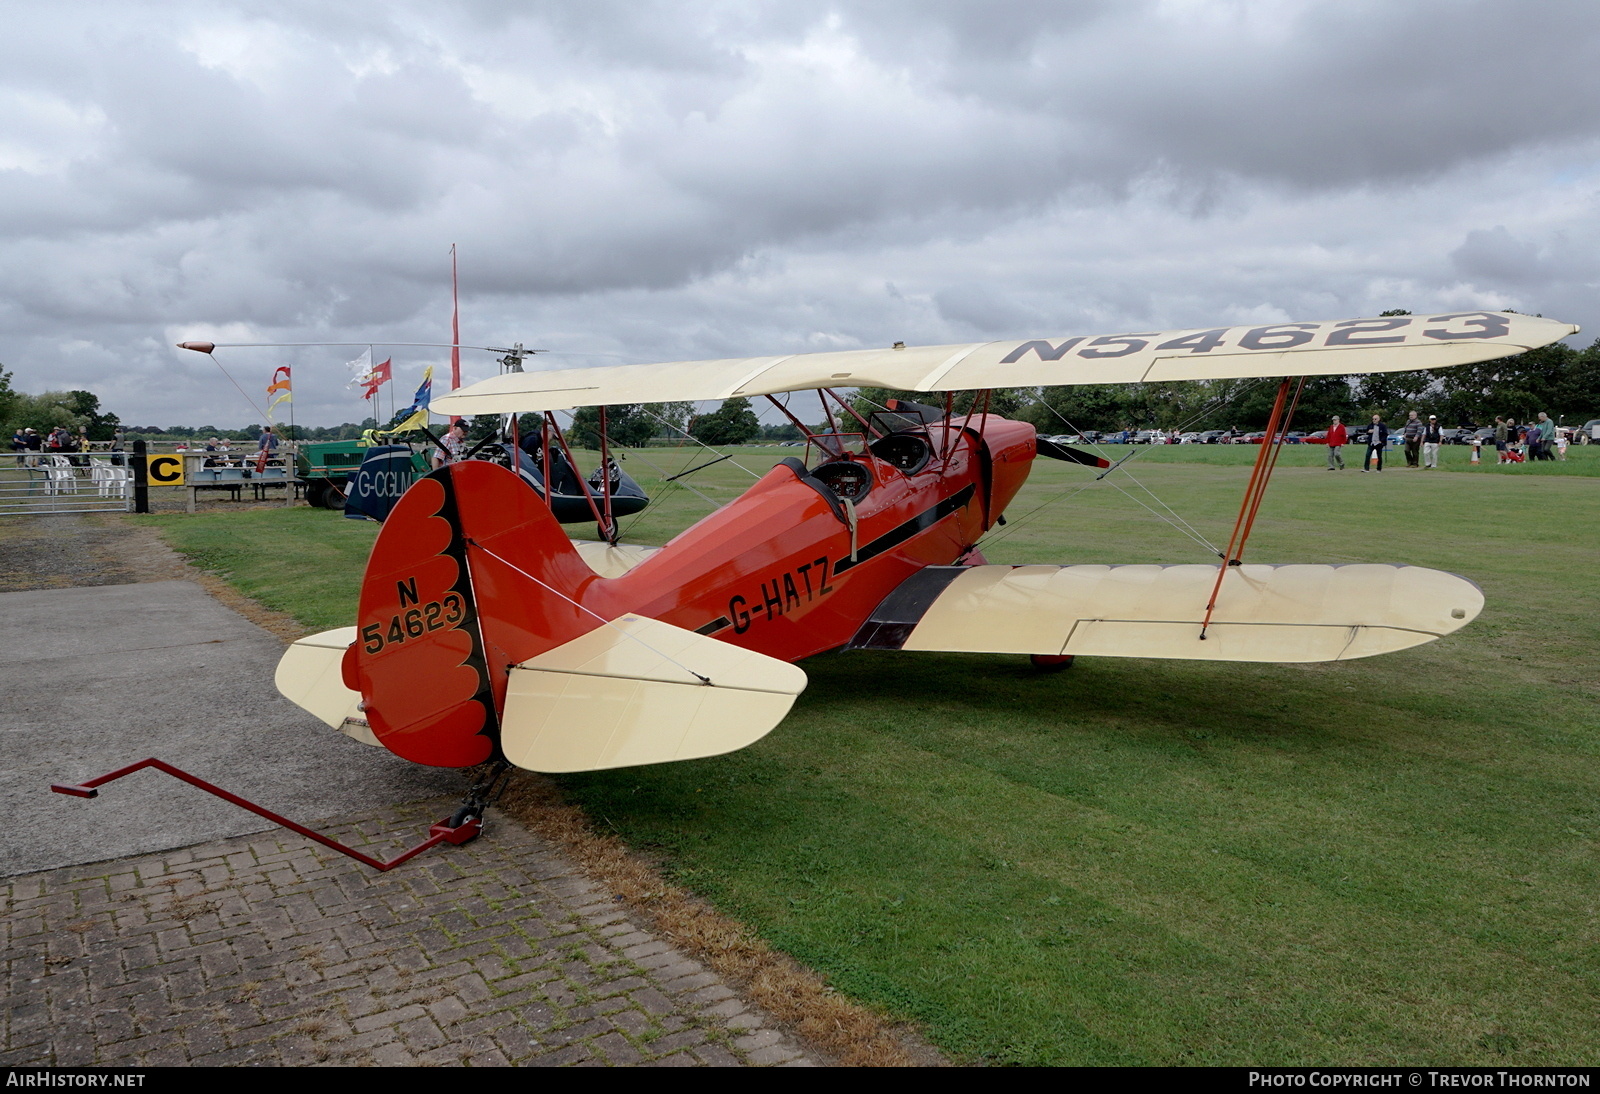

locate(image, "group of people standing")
[[1490, 414, 1562, 463], [1320, 409, 1563, 473], [10, 425, 94, 466]]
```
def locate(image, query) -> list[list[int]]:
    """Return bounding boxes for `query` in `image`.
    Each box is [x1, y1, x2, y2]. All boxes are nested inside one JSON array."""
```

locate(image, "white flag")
[[344, 348, 373, 388]]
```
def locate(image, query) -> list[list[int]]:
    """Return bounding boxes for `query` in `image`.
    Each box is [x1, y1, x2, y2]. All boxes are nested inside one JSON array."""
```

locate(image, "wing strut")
[[543, 410, 613, 539], [1199, 376, 1306, 639], [598, 405, 617, 544]]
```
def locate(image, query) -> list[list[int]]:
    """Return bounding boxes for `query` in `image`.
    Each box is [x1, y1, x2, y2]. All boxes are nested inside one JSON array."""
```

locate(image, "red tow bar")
[[51, 757, 481, 872]]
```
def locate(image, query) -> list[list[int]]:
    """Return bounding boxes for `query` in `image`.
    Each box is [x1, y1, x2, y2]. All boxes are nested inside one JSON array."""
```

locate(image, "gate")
[[0, 453, 134, 516]]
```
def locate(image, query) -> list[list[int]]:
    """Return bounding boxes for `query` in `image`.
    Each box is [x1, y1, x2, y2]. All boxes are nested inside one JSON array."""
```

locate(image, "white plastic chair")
[[46, 458, 75, 496]]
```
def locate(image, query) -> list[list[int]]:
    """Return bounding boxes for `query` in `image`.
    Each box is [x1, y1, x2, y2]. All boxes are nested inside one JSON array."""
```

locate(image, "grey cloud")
[[842, 0, 1600, 188], [1451, 226, 1549, 286], [0, 0, 1596, 429]]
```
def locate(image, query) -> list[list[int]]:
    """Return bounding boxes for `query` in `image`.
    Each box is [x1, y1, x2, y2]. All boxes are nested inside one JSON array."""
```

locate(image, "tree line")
[[6, 317, 1594, 450], [0, 371, 122, 442]]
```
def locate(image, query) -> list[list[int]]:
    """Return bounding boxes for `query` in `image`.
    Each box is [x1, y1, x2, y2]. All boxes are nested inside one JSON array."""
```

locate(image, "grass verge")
[[136, 442, 1600, 1065]]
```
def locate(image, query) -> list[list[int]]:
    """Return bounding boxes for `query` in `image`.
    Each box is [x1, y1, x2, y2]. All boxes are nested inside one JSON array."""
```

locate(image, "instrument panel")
[[811, 460, 873, 501], [870, 433, 932, 474]]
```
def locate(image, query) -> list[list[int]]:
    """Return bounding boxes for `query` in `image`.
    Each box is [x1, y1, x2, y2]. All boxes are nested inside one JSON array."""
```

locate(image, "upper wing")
[[846, 562, 1484, 663], [432, 311, 1577, 414]]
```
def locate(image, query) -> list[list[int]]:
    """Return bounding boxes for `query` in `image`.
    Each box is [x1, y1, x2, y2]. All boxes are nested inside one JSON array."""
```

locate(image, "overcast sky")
[[2, 0, 1597, 428]]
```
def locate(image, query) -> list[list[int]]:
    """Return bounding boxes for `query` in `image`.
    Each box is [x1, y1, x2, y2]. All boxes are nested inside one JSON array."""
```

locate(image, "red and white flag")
[[361, 358, 393, 400]]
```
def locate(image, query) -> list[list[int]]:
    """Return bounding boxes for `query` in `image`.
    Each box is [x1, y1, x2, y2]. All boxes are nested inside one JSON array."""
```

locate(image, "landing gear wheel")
[[319, 481, 348, 510], [447, 804, 479, 829], [1030, 654, 1075, 671]]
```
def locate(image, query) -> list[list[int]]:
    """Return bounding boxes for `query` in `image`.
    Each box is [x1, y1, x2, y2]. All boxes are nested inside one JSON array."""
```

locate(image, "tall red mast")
[[449, 243, 461, 424]]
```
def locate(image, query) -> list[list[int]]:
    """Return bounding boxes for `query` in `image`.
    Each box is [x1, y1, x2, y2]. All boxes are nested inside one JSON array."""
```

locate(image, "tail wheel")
[[1030, 654, 1075, 672]]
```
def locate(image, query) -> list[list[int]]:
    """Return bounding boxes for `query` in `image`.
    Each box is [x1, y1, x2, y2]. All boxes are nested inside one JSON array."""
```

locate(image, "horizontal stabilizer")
[[849, 563, 1483, 663], [274, 627, 378, 745], [571, 539, 662, 578], [501, 615, 808, 773]]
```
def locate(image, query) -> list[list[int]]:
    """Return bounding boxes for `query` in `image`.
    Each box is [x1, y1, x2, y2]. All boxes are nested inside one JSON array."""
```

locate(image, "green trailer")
[[295, 441, 428, 510]]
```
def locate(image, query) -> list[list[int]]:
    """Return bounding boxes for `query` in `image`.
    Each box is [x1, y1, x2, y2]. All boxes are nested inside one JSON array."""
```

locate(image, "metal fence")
[[0, 454, 133, 516]]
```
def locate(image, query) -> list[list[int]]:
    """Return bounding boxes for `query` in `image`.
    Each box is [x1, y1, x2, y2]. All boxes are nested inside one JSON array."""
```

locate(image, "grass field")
[[136, 440, 1600, 1065]]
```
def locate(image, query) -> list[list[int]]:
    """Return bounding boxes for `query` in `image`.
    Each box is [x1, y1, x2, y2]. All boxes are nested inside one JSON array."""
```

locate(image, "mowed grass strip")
[[139, 441, 1600, 1065], [133, 504, 379, 629]]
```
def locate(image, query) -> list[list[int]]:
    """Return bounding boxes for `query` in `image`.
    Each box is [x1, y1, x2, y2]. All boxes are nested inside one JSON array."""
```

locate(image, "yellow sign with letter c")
[[147, 455, 185, 486]]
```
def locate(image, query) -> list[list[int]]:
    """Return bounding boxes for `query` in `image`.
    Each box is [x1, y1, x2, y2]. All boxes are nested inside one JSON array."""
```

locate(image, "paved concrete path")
[[3, 800, 811, 1066], [1, 580, 459, 877], [0, 526, 822, 1066]]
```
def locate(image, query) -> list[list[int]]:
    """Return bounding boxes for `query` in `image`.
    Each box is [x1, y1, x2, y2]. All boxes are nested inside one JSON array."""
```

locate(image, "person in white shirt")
[[1422, 415, 1443, 469]]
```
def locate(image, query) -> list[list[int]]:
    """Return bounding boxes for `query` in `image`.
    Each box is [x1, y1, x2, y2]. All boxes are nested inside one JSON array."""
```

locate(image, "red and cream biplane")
[[275, 311, 1575, 775]]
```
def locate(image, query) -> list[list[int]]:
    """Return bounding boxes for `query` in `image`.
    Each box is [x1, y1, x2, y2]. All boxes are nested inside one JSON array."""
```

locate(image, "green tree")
[[6, 391, 93, 436], [567, 405, 660, 449], [641, 401, 693, 442], [0, 366, 16, 432], [466, 415, 501, 443], [1423, 339, 1592, 425], [689, 397, 761, 445]]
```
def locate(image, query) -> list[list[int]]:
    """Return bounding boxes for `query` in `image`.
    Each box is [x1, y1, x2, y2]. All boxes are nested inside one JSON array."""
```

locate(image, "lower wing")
[[846, 563, 1482, 662]]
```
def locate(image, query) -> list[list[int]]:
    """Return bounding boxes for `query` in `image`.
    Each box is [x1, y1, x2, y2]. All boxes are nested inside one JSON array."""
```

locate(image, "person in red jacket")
[[1326, 415, 1348, 471]]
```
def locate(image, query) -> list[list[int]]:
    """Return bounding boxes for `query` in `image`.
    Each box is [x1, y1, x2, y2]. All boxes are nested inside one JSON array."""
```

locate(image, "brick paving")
[[1, 799, 818, 1067]]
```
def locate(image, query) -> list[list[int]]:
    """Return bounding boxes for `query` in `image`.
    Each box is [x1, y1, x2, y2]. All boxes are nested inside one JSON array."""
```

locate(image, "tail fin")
[[343, 460, 600, 767]]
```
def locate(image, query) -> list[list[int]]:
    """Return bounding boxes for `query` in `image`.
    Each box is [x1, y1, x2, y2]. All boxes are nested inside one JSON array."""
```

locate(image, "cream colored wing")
[[431, 312, 1577, 414], [500, 614, 808, 773], [274, 627, 379, 745], [847, 563, 1483, 663], [570, 539, 662, 578]]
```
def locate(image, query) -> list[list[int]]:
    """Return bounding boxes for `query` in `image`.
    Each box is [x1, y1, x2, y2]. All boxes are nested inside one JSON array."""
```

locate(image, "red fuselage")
[[600, 416, 1036, 661], [351, 414, 1039, 766]]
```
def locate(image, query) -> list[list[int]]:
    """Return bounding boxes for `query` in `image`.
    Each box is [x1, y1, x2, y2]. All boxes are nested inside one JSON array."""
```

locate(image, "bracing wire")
[[536, 409, 724, 543], [639, 403, 764, 480], [465, 538, 712, 685], [979, 379, 1267, 552]]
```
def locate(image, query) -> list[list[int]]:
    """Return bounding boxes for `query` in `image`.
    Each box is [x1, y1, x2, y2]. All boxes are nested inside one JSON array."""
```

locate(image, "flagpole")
[[450, 244, 461, 425]]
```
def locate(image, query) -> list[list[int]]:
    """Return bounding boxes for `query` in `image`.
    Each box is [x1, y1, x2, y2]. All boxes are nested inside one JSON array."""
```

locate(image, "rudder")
[[343, 461, 601, 767]]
